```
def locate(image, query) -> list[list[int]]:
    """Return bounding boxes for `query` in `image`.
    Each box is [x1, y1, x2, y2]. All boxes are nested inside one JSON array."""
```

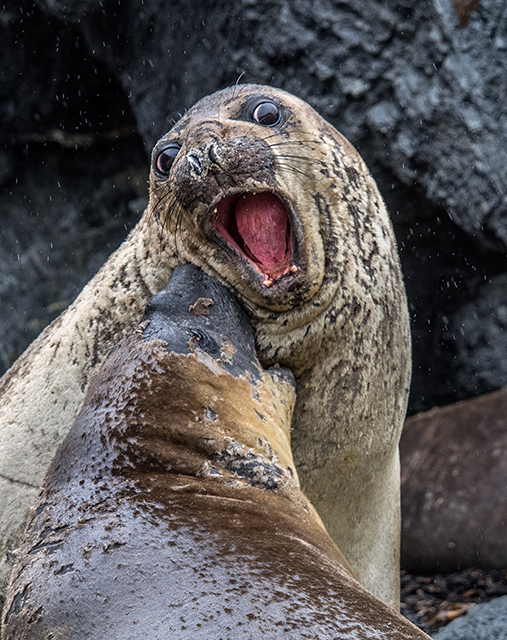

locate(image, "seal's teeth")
[[262, 277, 274, 288], [213, 207, 218, 215], [290, 264, 300, 273]]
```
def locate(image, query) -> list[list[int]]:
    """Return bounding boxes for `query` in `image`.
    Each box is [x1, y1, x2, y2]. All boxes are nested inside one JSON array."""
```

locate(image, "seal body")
[[0, 85, 410, 608], [401, 388, 507, 574], [2, 266, 426, 639]]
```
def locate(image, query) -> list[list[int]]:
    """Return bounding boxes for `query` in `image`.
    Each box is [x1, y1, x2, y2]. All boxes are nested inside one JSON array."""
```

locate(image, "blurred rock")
[[401, 388, 507, 574], [400, 568, 507, 635], [2, 0, 507, 412], [431, 595, 507, 639], [0, 1, 133, 140]]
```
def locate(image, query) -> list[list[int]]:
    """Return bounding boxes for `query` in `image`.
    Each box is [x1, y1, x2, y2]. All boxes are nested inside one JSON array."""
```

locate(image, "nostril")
[[186, 152, 203, 174], [209, 144, 220, 165]]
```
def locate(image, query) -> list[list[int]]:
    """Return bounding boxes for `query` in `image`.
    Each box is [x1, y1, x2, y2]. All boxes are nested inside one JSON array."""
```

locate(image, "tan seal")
[[0, 84, 410, 609], [2, 266, 425, 639]]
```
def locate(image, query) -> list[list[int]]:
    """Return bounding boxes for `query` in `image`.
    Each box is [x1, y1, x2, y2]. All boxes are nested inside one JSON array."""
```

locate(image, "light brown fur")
[[0, 84, 410, 609]]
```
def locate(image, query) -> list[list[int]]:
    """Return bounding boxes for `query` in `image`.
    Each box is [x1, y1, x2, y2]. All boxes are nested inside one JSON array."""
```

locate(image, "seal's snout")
[[185, 141, 231, 179]]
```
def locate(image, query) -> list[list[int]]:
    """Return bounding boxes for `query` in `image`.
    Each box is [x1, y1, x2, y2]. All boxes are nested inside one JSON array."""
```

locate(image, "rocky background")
[[1, 0, 507, 636]]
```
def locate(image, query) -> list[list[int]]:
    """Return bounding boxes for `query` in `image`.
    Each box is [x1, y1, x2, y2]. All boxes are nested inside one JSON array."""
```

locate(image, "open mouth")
[[214, 192, 294, 286]]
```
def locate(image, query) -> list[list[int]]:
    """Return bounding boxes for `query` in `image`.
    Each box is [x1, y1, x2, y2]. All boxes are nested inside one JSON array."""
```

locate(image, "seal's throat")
[[215, 192, 292, 281]]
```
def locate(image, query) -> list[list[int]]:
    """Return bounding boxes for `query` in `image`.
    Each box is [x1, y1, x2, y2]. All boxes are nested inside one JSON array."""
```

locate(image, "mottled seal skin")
[[2, 266, 426, 640], [0, 84, 410, 608]]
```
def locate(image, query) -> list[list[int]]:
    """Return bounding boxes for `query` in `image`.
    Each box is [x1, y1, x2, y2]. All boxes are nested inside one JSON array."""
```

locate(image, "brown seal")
[[0, 84, 410, 608], [401, 387, 507, 574], [2, 266, 425, 639]]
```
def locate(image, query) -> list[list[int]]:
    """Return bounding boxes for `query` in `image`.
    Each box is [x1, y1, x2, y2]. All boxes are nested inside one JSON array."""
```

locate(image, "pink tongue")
[[235, 193, 288, 268]]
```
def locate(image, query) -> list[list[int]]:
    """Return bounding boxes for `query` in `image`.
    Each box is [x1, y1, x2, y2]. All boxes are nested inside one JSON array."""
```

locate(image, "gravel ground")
[[400, 568, 507, 634]]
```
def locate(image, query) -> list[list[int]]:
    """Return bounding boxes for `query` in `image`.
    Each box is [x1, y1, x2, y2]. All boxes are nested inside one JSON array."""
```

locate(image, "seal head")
[[141, 263, 261, 381], [150, 85, 340, 325]]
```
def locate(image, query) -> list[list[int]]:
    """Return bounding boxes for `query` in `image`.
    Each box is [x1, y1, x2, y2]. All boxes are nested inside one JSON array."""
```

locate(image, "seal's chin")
[[215, 192, 293, 284]]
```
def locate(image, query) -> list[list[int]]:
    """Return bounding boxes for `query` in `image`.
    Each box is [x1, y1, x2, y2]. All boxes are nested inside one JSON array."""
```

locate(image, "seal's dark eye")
[[252, 101, 280, 126], [155, 143, 181, 175]]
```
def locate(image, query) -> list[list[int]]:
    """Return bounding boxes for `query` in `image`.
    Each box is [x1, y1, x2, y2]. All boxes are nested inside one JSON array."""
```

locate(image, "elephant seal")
[[0, 84, 410, 609], [401, 387, 507, 574], [2, 266, 426, 640]]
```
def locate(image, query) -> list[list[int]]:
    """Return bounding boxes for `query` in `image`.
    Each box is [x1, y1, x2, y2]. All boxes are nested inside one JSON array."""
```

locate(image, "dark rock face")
[[400, 388, 507, 574], [451, 274, 507, 398], [2, 0, 507, 413], [0, 141, 147, 372]]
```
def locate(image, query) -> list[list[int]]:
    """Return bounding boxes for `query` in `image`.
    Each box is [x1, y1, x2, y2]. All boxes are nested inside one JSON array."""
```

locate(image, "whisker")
[[275, 152, 329, 170], [149, 187, 173, 214], [262, 131, 323, 143], [148, 186, 180, 234], [267, 139, 323, 149], [274, 152, 323, 162], [274, 163, 314, 179], [276, 158, 326, 177], [240, 121, 261, 140], [275, 165, 313, 177]]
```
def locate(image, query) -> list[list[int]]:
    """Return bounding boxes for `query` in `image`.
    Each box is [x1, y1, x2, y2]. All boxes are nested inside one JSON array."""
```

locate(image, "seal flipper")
[[142, 264, 261, 381]]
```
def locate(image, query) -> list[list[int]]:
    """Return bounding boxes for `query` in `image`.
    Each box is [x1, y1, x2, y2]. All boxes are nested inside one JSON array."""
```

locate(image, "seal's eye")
[[252, 101, 280, 126], [155, 143, 181, 175]]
